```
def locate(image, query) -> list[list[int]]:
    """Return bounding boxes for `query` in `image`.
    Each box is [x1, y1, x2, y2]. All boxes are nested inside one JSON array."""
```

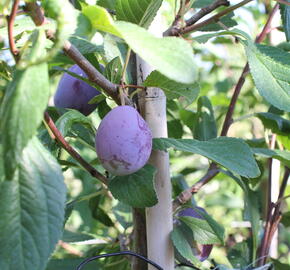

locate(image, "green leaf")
[[55, 110, 95, 138], [109, 164, 158, 208], [0, 30, 49, 178], [153, 137, 260, 178], [280, 0, 290, 41], [192, 206, 225, 244], [227, 241, 251, 268], [179, 215, 221, 245], [271, 259, 290, 270], [253, 148, 290, 167], [245, 42, 290, 112], [243, 187, 260, 260], [116, 0, 162, 28], [46, 258, 100, 270], [199, 13, 237, 32], [168, 119, 184, 139], [256, 112, 290, 135], [192, 0, 215, 8], [171, 226, 200, 265], [116, 21, 197, 84], [194, 96, 217, 141], [83, 5, 122, 37], [143, 70, 200, 105], [104, 56, 123, 84], [0, 137, 66, 270], [62, 230, 94, 243], [281, 211, 290, 227], [69, 35, 103, 55], [98, 0, 116, 10], [193, 28, 251, 44], [179, 109, 198, 134], [0, 0, 10, 15]]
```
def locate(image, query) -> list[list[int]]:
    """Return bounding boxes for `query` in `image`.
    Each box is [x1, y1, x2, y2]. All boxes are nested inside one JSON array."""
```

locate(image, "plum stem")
[[44, 112, 108, 185]]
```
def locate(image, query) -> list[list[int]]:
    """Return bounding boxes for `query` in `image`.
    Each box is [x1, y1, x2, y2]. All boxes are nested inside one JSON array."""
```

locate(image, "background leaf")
[[83, 5, 122, 37], [153, 137, 260, 178], [194, 96, 217, 141], [253, 148, 290, 167], [0, 30, 49, 178], [256, 112, 290, 135], [0, 137, 66, 270], [116, 0, 162, 28], [245, 42, 290, 112], [143, 70, 200, 105], [171, 226, 200, 265], [109, 165, 158, 208], [179, 216, 222, 244], [115, 21, 197, 84], [280, 0, 290, 41]]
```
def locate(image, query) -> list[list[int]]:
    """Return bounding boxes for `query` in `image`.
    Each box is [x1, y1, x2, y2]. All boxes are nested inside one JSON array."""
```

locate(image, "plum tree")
[[178, 207, 213, 261], [95, 106, 152, 176], [54, 64, 100, 116]]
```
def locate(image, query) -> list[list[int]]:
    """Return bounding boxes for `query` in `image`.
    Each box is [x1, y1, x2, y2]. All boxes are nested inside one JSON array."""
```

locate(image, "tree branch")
[[186, 0, 230, 26], [7, 0, 20, 59], [258, 167, 289, 266], [62, 40, 120, 104], [221, 3, 279, 136], [44, 112, 108, 185], [24, 2, 121, 105], [173, 163, 220, 211], [180, 0, 253, 35]]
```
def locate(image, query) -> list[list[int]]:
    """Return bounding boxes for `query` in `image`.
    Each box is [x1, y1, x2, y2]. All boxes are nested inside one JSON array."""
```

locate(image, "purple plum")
[[178, 207, 213, 262], [54, 64, 100, 116], [95, 106, 152, 176]]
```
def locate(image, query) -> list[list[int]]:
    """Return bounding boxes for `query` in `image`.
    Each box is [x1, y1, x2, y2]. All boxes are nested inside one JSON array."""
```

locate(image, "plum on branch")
[[95, 106, 152, 176], [54, 64, 100, 116]]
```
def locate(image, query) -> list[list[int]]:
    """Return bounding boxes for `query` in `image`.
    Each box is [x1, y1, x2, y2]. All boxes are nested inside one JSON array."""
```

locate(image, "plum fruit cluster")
[[54, 64, 100, 116], [95, 106, 152, 176]]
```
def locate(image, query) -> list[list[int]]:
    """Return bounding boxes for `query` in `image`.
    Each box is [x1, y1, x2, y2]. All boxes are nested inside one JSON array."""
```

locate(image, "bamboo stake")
[[137, 58, 174, 270]]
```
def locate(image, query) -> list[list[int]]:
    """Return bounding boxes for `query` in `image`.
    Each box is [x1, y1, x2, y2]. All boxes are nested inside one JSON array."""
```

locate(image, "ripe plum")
[[54, 64, 100, 116], [95, 106, 152, 176]]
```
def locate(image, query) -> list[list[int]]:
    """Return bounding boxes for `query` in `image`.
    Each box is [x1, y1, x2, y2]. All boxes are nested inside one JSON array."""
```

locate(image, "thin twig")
[[221, 3, 279, 136], [23, 2, 47, 26], [186, 0, 230, 26], [58, 240, 84, 257], [120, 84, 145, 90], [62, 40, 121, 104], [274, 0, 290, 6], [180, 0, 253, 35], [257, 167, 289, 266], [173, 163, 220, 211], [7, 0, 20, 59], [44, 112, 108, 185], [163, 0, 192, 36], [220, 64, 249, 136]]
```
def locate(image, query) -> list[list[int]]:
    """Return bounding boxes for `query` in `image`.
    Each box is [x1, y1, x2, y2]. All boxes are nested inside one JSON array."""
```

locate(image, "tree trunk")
[[131, 208, 148, 270], [137, 58, 174, 270]]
